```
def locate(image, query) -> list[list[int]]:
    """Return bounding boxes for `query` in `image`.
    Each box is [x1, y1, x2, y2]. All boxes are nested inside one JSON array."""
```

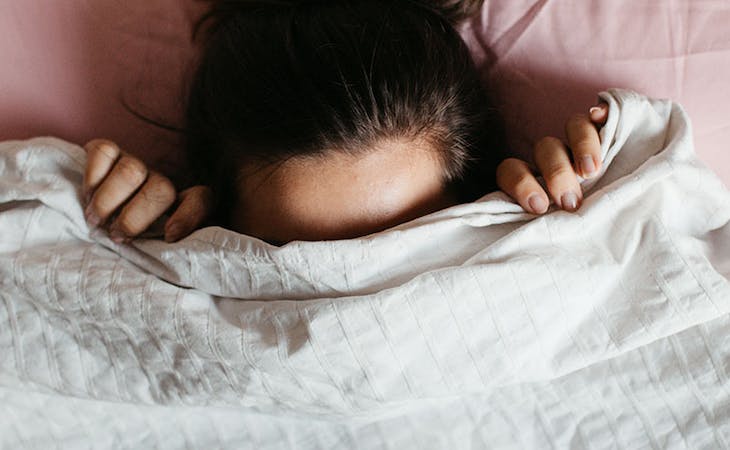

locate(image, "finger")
[[85, 154, 148, 227], [164, 186, 214, 242], [533, 136, 583, 212], [565, 113, 602, 179], [496, 158, 550, 215], [589, 102, 609, 125], [108, 172, 177, 242], [83, 139, 122, 202]]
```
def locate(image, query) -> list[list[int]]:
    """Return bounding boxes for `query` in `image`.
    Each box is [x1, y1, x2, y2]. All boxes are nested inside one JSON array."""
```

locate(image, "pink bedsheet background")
[[1, 0, 728, 185]]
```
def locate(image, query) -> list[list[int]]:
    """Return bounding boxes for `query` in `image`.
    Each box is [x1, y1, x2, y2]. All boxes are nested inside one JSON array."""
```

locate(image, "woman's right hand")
[[82, 139, 213, 243]]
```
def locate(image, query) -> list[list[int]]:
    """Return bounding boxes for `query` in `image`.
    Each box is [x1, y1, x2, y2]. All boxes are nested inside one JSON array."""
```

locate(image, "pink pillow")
[[0, 0, 201, 175], [1, 1, 728, 185], [464, 0, 730, 184]]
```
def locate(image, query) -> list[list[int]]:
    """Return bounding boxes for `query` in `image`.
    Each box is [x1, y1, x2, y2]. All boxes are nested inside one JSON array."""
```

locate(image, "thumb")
[[589, 102, 609, 126], [164, 185, 214, 242]]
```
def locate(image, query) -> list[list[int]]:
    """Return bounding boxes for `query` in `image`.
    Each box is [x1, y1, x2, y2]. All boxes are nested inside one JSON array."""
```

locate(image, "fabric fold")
[[1, 89, 729, 448]]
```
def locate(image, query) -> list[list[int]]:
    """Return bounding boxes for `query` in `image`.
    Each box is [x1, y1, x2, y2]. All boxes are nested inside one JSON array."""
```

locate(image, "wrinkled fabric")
[[1, 89, 730, 448], [462, 0, 730, 185]]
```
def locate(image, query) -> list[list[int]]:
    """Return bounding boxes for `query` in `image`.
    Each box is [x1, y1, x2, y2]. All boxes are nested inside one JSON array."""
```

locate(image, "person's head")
[[185, 0, 503, 243]]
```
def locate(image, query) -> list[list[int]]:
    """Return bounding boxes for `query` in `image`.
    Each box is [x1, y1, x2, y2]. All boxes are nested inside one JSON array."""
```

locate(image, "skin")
[[82, 103, 609, 244], [231, 138, 457, 242], [497, 104, 608, 215]]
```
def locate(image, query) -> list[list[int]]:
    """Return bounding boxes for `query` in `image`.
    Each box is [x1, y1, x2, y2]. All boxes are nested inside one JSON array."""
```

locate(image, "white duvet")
[[1, 89, 730, 449]]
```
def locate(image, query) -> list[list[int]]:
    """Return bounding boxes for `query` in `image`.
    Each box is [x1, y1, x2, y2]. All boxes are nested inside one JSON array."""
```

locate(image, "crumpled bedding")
[[1, 89, 729, 449]]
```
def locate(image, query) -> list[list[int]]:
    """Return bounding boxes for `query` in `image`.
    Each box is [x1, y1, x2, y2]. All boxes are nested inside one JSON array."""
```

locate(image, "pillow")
[[0, 0, 201, 177], [1, 1, 728, 185], [464, 0, 730, 184]]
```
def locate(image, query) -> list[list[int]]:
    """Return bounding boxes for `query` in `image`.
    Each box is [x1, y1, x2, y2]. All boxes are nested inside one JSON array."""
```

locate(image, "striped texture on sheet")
[[1, 90, 730, 448]]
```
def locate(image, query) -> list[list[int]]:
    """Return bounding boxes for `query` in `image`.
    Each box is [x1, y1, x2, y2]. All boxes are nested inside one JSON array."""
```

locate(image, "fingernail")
[[109, 228, 127, 244], [589, 104, 607, 121], [580, 155, 597, 177], [527, 193, 548, 214], [84, 208, 100, 228], [561, 192, 580, 212]]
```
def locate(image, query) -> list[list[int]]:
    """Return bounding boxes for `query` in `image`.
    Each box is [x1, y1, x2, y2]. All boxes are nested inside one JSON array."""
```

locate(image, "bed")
[[1, 0, 728, 186], [1, 2, 729, 449]]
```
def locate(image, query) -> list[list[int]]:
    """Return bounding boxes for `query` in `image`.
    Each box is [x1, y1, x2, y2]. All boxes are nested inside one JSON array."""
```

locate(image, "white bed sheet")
[[1, 90, 730, 448]]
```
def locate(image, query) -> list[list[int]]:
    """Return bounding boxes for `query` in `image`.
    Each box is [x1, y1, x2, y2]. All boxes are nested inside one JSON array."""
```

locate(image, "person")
[[82, 0, 609, 245]]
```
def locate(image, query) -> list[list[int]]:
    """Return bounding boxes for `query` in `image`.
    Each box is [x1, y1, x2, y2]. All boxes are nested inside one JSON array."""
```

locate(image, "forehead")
[[231, 138, 453, 243]]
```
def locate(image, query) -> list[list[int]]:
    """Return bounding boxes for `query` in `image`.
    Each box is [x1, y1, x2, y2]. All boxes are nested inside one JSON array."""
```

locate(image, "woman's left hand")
[[496, 102, 609, 214]]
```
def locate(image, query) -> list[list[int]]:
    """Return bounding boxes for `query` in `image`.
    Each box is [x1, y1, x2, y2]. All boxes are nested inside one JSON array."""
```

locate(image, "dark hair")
[[415, 0, 484, 25], [185, 0, 503, 223]]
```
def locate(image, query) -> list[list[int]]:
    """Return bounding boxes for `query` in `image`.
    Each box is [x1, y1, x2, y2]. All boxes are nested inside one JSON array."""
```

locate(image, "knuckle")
[[495, 158, 514, 177], [534, 136, 563, 157], [83, 138, 106, 151], [534, 137, 567, 166], [115, 214, 143, 236], [87, 195, 111, 219], [497, 157, 526, 171], [182, 185, 214, 209], [496, 158, 529, 187], [538, 136, 562, 148], [571, 136, 596, 153], [86, 198, 101, 217], [194, 185, 214, 203], [544, 164, 575, 181], [87, 139, 121, 160], [566, 113, 588, 128], [512, 171, 536, 191], [143, 174, 176, 206], [88, 192, 109, 213], [115, 157, 148, 185]]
